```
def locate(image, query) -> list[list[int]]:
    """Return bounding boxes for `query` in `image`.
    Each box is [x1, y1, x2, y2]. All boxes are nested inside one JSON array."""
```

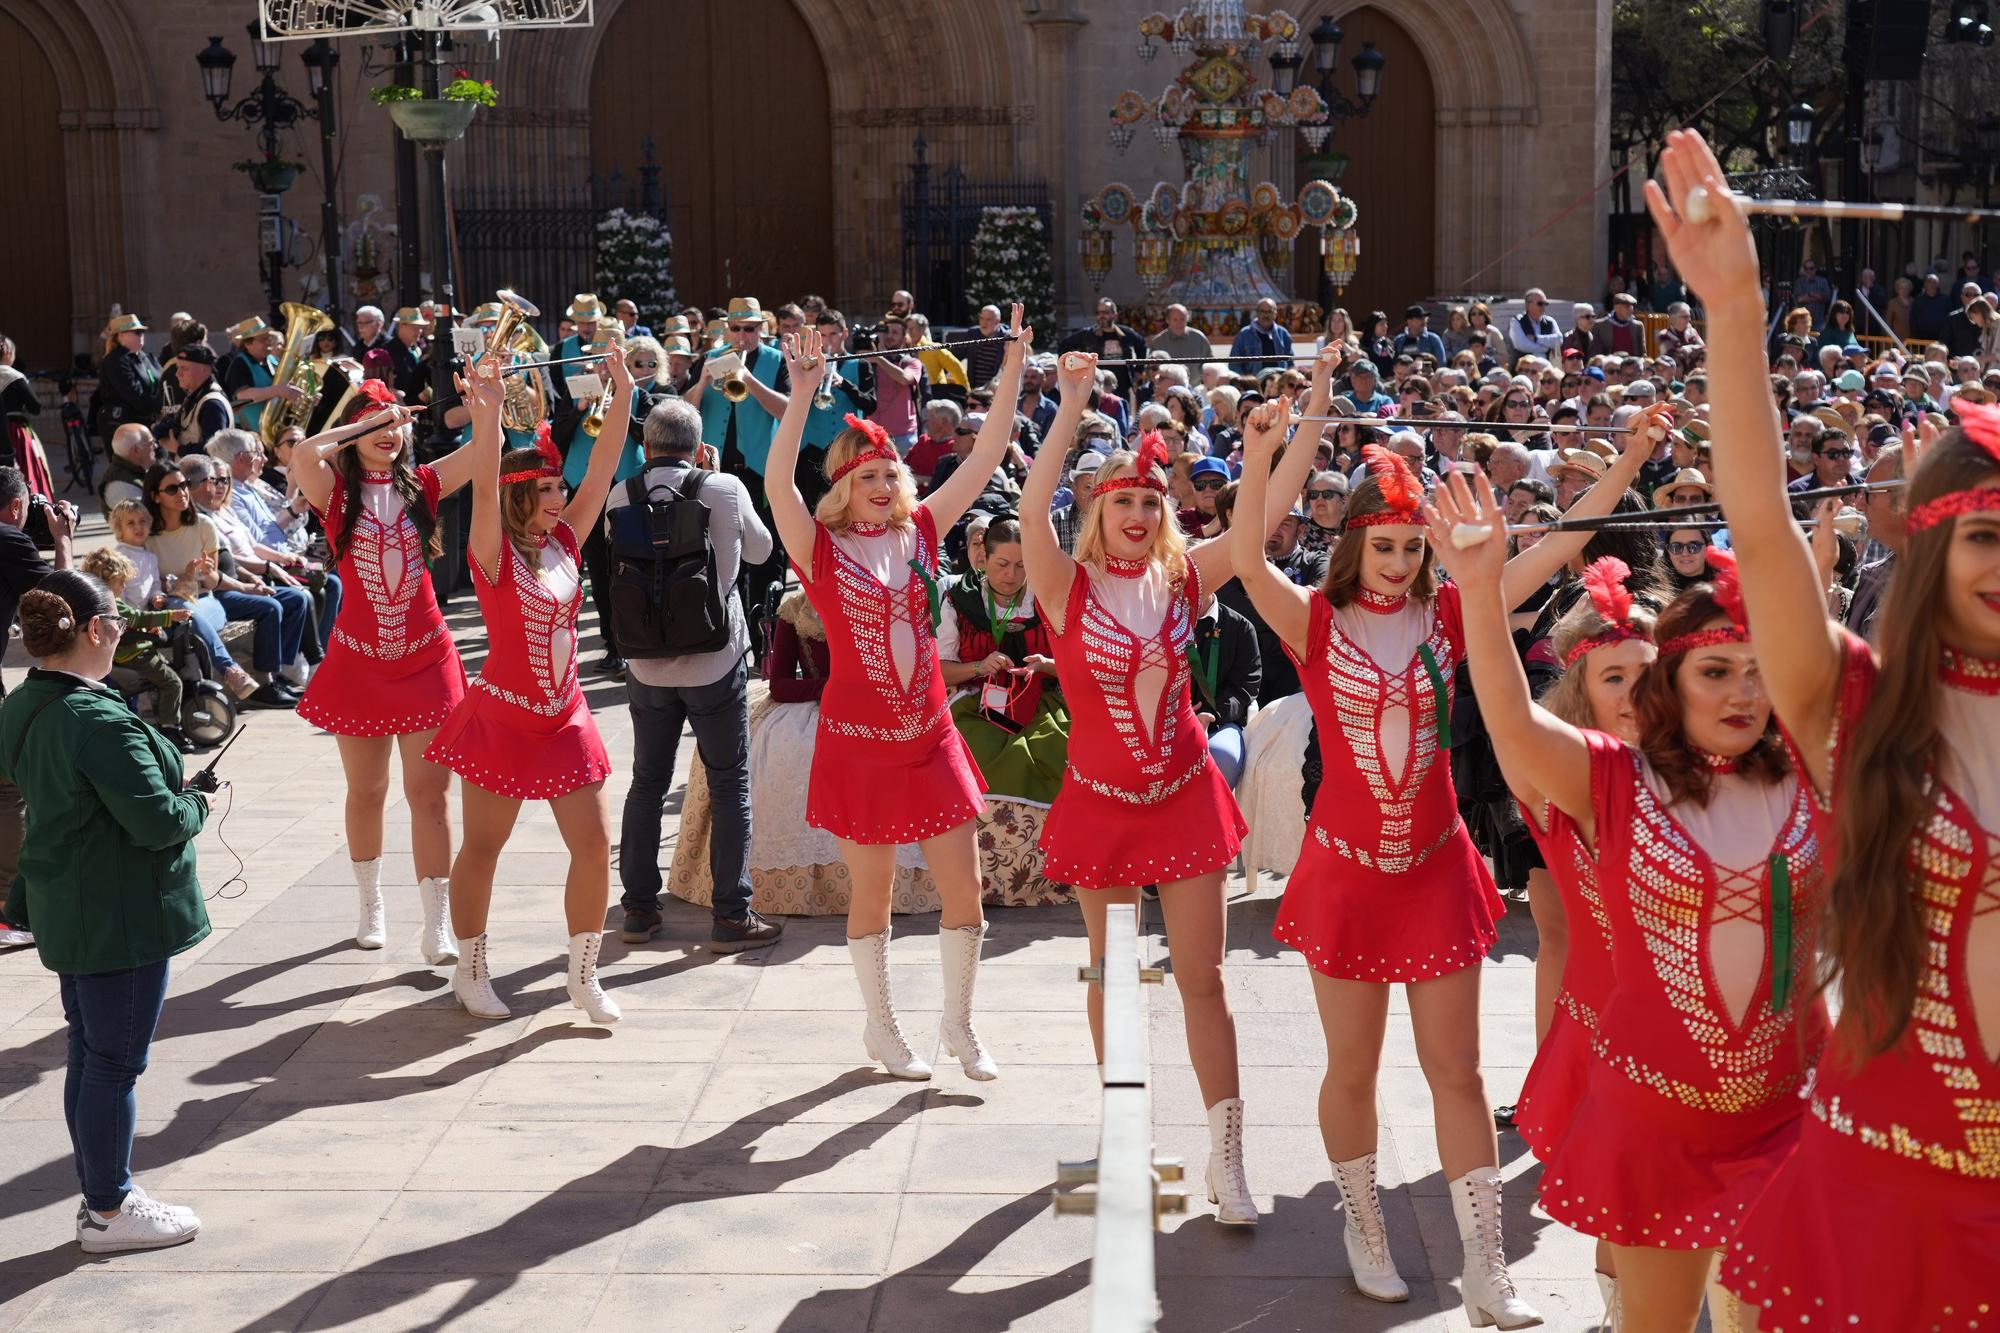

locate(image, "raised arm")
[[764, 331, 824, 578], [1495, 401, 1673, 609], [1193, 345, 1338, 594], [1646, 129, 1842, 786], [1020, 352, 1091, 627], [560, 343, 637, 534], [1425, 471, 1597, 832], [290, 404, 417, 512], [926, 304, 1030, 529], [462, 357, 508, 585], [1223, 395, 1312, 655]]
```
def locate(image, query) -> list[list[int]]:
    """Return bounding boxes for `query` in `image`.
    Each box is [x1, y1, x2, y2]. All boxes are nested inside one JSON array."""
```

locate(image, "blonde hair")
[[623, 335, 669, 387], [1072, 449, 1190, 585], [813, 426, 919, 532], [79, 546, 137, 590], [110, 498, 150, 534], [1538, 593, 1659, 728]]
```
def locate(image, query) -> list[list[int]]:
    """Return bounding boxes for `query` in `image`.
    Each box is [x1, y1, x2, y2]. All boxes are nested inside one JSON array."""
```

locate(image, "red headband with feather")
[[1090, 430, 1171, 498], [828, 413, 900, 484], [1907, 400, 2000, 534], [1346, 443, 1425, 527], [1660, 546, 1751, 657], [1562, 556, 1651, 667], [499, 421, 564, 486]]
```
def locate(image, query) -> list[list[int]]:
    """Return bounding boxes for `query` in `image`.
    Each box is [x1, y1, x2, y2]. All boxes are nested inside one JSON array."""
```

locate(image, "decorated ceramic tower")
[[1081, 1, 1362, 338]]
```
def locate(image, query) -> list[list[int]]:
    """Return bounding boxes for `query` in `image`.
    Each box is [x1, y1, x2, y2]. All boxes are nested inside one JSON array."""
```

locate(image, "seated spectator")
[[1299, 471, 1348, 554], [77, 547, 194, 751], [98, 424, 158, 516], [1187, 456, 1230, 536], [194, 440, 336, 669], [905, 399, 962, 492], [1218, 506, 1327, 706]]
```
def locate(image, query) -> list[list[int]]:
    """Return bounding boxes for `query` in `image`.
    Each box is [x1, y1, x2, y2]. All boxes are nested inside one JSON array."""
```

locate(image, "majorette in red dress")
[[1273, 583, 1505, 981], [423, 520, 610, 800], [1511, 799, 1617, 1160], [1723, 635, 2000, 1330], [1039, 556, 1244, 889], [1539, 729, 1830, 1250], [792, 503, 985, 846], [297, 466, 466, 737]]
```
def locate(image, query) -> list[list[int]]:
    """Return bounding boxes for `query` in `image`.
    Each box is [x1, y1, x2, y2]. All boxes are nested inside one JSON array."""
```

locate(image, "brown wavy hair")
[[1628, 582, 1789, 808], [1319, 474, 1436, 608], [1825, 428, 2000, 1059], [328, 398, 440, 565]]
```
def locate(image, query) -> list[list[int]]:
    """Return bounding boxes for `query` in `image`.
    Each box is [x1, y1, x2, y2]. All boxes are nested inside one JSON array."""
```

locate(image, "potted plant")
[[370, 70, 498, 144], [233, 156, 307, 194]]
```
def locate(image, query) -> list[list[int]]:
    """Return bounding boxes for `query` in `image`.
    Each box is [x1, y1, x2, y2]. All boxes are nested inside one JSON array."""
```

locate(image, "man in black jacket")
[[1058, 299, 1147, 398], [1188, 595, 1260, 790], [1217, 507, 1328, 706]]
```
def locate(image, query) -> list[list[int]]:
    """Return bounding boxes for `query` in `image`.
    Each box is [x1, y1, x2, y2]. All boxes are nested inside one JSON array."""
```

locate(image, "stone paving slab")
[[0, 578, 1698, 1332]]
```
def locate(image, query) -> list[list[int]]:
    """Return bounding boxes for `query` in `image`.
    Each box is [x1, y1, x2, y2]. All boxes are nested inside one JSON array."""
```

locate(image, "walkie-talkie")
[[188, 723, 247, 794]]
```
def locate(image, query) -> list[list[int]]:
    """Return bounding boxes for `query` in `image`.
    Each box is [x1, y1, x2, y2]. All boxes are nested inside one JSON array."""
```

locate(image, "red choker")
[[1353, 586, 1408, 614], [1941, 645, 2000, 696], [1103, 555, 1149, 579], [1692, 746, 1743, 774], [847, 521, 888, 537]]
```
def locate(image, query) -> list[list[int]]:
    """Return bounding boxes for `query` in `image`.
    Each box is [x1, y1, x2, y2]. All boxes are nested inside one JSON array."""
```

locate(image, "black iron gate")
[[900, 133, 1051, 325]]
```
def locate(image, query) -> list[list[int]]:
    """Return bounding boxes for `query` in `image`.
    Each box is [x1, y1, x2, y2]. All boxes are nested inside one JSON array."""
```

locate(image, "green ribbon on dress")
[[1768, 851, 1793, 1012], [909, 559, 943, 633], [1416, 643, 1452, 751]]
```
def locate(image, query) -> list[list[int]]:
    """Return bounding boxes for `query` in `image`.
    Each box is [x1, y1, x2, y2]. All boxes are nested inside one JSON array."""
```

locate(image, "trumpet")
[[812, 358, 837, 410], [707, 350, 752, 403]]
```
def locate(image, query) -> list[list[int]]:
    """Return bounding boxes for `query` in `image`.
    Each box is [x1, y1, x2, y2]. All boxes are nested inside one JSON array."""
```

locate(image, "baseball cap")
[[1189, 457, 1230, 481], [178, 343, 216, 365], [1583, 366, 1606, 382], [958, 412, 986, 434], [1834, 369, 1866, 392], [1071, 451, 1108, 479]]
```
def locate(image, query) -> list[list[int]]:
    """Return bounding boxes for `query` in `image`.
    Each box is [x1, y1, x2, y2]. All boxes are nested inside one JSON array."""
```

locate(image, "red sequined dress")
[[297, 466, 466, 736], [1273, 584, 1505, 981], [1039, 557, 1244, 889], [1512, 798, 1617, 1160], [1723, 636, 2000, 1330], [1540, 729, 1830, 1249], [793, 505, 985, 845], [423, 520, 610, 800]]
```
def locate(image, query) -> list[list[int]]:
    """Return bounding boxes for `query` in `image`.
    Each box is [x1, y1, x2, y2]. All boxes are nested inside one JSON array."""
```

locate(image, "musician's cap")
[[178, 343, 217, 366], [105, 313, 148, 335], [466, 302, 503, 328], [656, 315, 692, 339], [1611, 292, 1637, 307], [725, 297, 765, 328], [391, 307, 429, 327], [565, 293, 604, 322], [226, 316, 270, 344], [660, 336, 696, 359]]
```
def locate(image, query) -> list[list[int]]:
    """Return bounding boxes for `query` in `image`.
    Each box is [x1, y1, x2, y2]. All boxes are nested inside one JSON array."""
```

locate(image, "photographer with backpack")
[[605, 396, 782, 954]]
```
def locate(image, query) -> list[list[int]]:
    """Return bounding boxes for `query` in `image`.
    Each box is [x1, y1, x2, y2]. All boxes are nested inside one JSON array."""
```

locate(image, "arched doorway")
[[0, 6, 73, 369], [1294, 6, 1435, 325], [589, 0, 833, 313]]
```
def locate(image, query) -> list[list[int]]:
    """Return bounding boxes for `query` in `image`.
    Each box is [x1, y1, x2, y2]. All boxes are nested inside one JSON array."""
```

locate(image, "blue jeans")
[[1208, 724, 1246, 790], [213, 587, 309, 674], [619, 662, 753, 920], [61, 960, 170, 1212], [170, 595, 239, 674]]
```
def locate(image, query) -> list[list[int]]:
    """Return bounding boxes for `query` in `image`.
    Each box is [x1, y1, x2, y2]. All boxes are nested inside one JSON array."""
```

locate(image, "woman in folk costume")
[[288, 377, 473, 962], [1644, 129, 2000, 1332], [1229, 397, 1663, 1323], [1019, 348, 1332, 1230], [1503, 557, 1657, 1321], [936, 515, 1073, 906], [759, 307, 1031, 1083], [424, 347, 636, 1025], [1429, 461, 1830, 1332]]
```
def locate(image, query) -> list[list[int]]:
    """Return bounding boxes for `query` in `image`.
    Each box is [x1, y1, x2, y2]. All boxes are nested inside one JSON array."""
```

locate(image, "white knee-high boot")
[[353, 858, 385, 949], [937, 923, 998, 1080], [1449, 1166, 1542, 1328], [417, 876, 456, 965], [846, 928, 930, 1079]]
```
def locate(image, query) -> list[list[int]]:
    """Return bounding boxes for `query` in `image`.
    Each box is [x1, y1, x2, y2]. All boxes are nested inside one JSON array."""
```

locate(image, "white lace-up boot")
[[451, 933, 510, 1019], [417, 877, 456, 965], [1332, 1152, 1408, 1301], [566, 932, 621, 1024], [937, 923, 998, 1080], [1204, 1097, 1258, 1225], [1597, 1271, 1622, 1331], [1450, 1166, 1543, 1328], [352, 858, 385, 949], [847, 929, 931, 1079]]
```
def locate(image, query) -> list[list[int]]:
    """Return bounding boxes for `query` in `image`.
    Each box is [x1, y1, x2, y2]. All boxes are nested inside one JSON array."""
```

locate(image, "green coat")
[[0, 670, 210, 975]]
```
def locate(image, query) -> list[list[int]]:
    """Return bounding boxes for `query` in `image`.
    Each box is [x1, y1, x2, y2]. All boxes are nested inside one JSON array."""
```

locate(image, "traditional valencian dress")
[[1273, 582, 1505, 981], [297, 465, 466, 737], [1040, 555, 1245, 889], [1722, 636, 2000, 1328], [791, 504, 986, 845], [424, 520, 611, 800]]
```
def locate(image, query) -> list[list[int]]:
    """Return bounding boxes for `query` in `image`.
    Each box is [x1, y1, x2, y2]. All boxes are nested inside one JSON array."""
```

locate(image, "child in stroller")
[[75, 547, 235, 751]]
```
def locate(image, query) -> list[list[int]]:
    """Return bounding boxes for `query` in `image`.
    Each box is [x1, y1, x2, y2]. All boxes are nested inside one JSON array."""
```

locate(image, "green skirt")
[[950, 690, 1069, 807]]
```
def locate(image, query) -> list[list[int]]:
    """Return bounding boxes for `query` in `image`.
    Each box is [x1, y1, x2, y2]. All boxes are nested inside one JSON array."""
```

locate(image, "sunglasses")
[[1817, 447, 1855, 460], [1669, 540, 1709, 555], [728, 324, 762, 334], [155, 480, 189, 495], [1191, 477, 1226, 491], [1307, 489, 1343, 501], [954, 428, 977, 437]]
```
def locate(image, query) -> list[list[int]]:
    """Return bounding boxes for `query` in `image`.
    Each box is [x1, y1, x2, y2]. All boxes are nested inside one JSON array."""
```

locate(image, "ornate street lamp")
[[300, 38, 338, 99], [1306, 16, 1386, 128], [1762, 0, 1799, 62], [196, 36, 236, 111], [1783, 102, 1815, 162]]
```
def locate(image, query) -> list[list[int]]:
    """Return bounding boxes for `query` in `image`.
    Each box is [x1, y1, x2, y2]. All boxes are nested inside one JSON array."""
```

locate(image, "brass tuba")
[[488, 290, 548, 434], [259, 301, 334, 447]]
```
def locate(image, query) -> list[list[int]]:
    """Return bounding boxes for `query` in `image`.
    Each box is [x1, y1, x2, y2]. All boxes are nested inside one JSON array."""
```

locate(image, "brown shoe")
[[710, 910, 782, 954], [620, 907, 663, 944]]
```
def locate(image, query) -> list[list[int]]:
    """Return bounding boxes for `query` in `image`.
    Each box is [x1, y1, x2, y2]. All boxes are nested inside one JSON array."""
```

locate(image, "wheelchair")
[[106, 621, 239, 749]]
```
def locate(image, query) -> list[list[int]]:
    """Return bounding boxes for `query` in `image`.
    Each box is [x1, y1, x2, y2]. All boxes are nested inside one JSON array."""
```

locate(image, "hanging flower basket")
[[387, 99, 481, 144], [234, 158, 305, 194]]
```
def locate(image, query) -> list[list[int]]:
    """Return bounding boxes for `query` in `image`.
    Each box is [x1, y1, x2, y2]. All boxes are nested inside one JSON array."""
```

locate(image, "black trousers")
[[581, 520, 618, 659]]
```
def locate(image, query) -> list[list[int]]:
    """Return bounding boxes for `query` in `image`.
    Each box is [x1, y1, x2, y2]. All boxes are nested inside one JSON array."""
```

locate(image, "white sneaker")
[[280, 656, 312, 688], [0, 925, 32, 948], [76, 1192, 201, 1253]]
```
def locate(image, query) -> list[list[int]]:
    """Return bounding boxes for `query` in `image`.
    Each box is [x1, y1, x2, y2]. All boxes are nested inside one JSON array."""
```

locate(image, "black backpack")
[[606, 469, 731, 659]]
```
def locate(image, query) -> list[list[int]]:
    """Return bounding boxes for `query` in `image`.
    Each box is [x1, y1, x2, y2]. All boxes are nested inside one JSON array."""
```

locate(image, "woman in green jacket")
[[0, 570, 211, 1254]]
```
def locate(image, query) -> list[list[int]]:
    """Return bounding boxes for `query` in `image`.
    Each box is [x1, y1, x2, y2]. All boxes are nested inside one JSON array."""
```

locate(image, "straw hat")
[[656, 314, 692, 340], [1549, 449, 1609, 483], [105, 313, 148, 335], [465, 302, 504, 328], [390, 307, 430, 328], [1810, 404, 1847, 433], [660, 336, 697, 359], [725, 297, 765, 327], [565, 293, 605, 322], [1652, 467, 1714, 509], [226, 316, 271, 344]]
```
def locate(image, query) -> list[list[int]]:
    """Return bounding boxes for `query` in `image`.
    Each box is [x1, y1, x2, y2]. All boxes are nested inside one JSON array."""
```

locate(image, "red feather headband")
[[1345, 443, 1425, 527], [351, 378, 398, 411], [498, 421, 564, 486], [1659, 546, 1750, 658], [829, 413, 901, 484], [1090, 431, 1171, 498], [1907, 400, 2000, 534], [1562, 556, 1650, 667]]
